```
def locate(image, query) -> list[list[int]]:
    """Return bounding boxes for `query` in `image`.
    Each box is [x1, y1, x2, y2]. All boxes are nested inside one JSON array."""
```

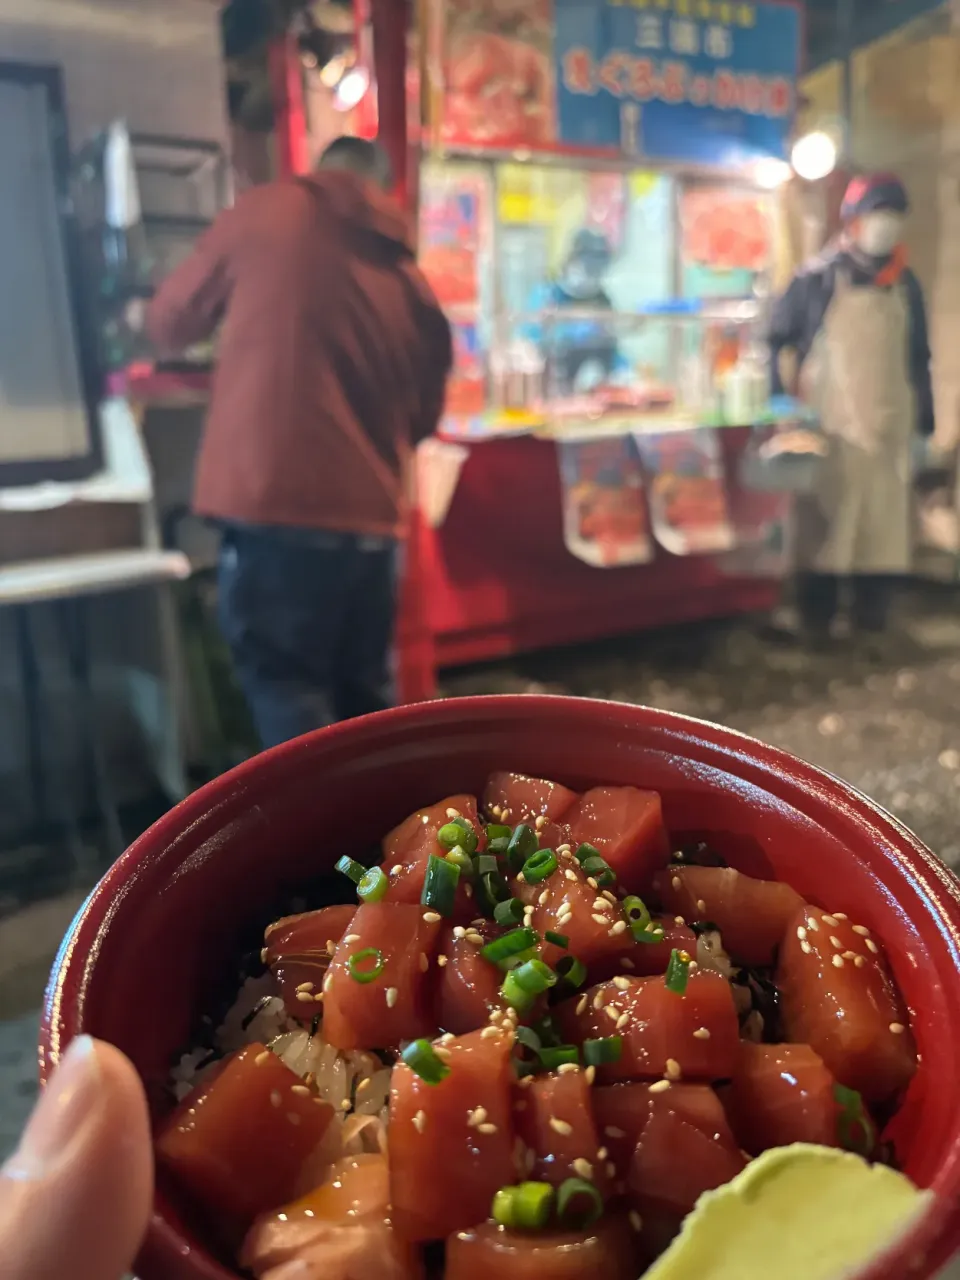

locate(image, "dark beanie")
[[841, 173, 909, 221]]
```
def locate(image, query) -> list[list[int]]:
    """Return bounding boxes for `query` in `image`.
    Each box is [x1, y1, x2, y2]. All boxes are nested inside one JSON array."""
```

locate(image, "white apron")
[[795, 270, 915, 575]]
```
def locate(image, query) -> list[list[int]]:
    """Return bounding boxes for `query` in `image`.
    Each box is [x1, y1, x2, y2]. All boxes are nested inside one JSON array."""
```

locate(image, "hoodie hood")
[[298, 170, 413, 255]]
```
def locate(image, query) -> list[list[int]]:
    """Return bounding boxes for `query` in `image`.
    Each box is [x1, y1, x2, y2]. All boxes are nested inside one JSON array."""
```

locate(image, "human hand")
[[0, 1036, 153, 1280]]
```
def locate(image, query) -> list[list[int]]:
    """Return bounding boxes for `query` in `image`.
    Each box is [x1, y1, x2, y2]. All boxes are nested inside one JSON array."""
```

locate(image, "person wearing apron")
[[769, 173, 935, 643]]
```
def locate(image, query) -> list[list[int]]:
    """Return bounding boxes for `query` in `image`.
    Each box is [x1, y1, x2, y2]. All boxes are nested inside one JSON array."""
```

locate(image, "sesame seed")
[[340, 1098, 352, 1111], [696, 899, 707, 913], [564, 868, 577, 882], [413, 1109, 427, 1133], [287, 1112, 301, 1126], [472, 918, 485, 927], [678, 950, 692, 963], [593, 991, 606, 1010], [576, 993, 589, 1015], [890, 1022, 906, 1035], [866, 939, 879, 954], [557, 844, 572, 855], [467, 1106, 487, 1127], [291, 1084, 312, 1096], [609, 921, 628, 936], [453, 926, 466, 939], [549, 1117, 573, 1136], [480, 1025, 500, 1039], [344, 934, 361, 944], [557, 910, 573, 927], [437, 954, 448, 966], [434, 1045, 452, 1061], [478, 1122, 498, 1135], [674, 916, 686, 926], [419, 953, 429, 972], [613, 976, 632, 990], [535, 815, 548, 830], [854, 956, 866, 968], [843, 950, 857, 960], [326, 940, 337, 955], [603, 890, 619, 905], [587, 878, 599, 890], [832, 955, 845, 969], [672, 876, 682, 891], [465, 931, 484, 945], [260, 947, 269, 964], [446, 808, 461, 819], [797, 926, 807, 941], [314, 991, 324, 1003], [356, 1078, 371, 1094], [605, 1125, 626, 1139], [688, 961, 699, 973], [649, 1080, 672, 1094], [584, 1066, 596, 1085], [423, 911, 442, 924], [616, 1013, 630, 1030], [296, 981, 315, 993], [852, 924, 871, 936], [834, 913, 848, 920], [558, 1062, 580, 1075], [270, 1090, 282, 1107], [693, 1027, 711, 1040], [830, 935, 843, 949], [389, 864, 402, 877], [621, 957, 635, 971], [630, 1210, 643, 1232], [800, 940, 813, 955], [597, 1146, 608, 1160], [539, 890, 550, 906], [665, 1058, 682, 1080], [491, 804, 502, 817], [604, 1004, 621, 1022], [572, 1157, 594, 1179], [255, 1050, 271, 1065], [500, 810, 511, 822], [385, 987, 399, 1007], [518, 1074, 534, 1088], [591, 913, 609, 926], [822, 914, 839, 927], [296, 991, 314, 1003]]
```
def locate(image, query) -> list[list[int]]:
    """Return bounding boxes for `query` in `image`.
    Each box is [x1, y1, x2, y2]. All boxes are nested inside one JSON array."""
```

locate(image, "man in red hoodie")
[[147, 138, 451, 747]]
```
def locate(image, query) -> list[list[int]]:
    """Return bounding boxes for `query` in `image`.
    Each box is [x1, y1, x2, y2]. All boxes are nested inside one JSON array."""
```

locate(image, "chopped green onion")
[[665, 947, 692, 995], [532, 1014, 561, 1048], [539, 1044, 579, 1071], [451, 816, 479, 855], [335, 856, 366, 885], [581, 855, 616, 887], [573, 843, 601, 865], [486, 824, 512, 842], [494, 897, 525, 926], [401, 1038, 451, 1085], [487, 836, 511, 856], [492, 1181, 554, 1230], [555, 955, 587, 990], [481, 927, 540, 967], [507, 823, 538, 871], [437, 822, 464, 851], [835, 1084, 877, 1158], [476, 867, 510, 916], [421, 853, 460, 917], [622, 895, 664, 944], [502, 959, 557, 1011], [477, 854, 499, 875], [522, 848, 558, 884], [583, 1036, 622, 1066], [357, 866, 388, 903], [556, 1177, 603, 1229], [515, 1025, 542, 1053], [445, 846, 474, 876], [544, 931, 569, 948], [347, 948, 384, 983]]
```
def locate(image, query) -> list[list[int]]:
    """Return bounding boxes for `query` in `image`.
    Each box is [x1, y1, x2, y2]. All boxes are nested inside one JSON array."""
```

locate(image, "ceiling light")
[[790, 131, 838, 182]]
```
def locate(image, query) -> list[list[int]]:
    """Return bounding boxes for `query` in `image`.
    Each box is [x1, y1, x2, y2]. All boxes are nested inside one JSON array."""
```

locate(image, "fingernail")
[[2, 1036, 103, 1181]]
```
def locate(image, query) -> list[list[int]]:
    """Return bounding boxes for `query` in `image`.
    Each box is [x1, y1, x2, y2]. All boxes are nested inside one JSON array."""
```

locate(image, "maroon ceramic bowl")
[[41, 696, 960, 1280]]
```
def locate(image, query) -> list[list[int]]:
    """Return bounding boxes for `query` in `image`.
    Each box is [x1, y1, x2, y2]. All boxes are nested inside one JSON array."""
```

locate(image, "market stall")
[[384, 0, 804, 689]]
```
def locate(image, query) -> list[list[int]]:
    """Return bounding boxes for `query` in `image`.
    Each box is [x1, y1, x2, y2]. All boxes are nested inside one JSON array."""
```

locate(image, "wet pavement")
[[3, 584, 960, 1187]]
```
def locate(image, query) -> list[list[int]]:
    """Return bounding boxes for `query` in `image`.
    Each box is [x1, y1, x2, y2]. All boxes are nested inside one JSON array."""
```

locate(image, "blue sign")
[[554, 0, 802, 168]]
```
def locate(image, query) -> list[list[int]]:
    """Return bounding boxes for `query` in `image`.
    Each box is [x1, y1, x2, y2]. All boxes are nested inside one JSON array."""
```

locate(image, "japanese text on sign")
[[562, 47, 791, 117], [608, 0, 757, 22]]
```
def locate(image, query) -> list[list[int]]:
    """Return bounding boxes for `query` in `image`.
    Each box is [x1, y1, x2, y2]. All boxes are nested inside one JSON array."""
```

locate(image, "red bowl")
[[40, 696, 960, 1280]]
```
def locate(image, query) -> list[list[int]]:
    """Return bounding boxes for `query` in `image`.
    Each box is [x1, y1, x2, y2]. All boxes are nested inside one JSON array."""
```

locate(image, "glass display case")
[[418, 157, 777, 437]]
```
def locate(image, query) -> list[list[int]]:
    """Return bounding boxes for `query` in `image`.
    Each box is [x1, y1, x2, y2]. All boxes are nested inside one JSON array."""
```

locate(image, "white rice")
[[171, 972, 390, 1155]]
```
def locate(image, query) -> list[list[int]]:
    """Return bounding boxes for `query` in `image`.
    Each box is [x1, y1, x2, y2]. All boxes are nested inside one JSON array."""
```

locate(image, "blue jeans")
[[217, 524, 398, 748]]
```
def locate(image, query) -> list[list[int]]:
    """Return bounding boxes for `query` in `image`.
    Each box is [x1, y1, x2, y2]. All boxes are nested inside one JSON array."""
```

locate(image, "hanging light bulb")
[[754, 156, 793, 190], [334, 65, 369, 111], [790, 131, 838, 182]]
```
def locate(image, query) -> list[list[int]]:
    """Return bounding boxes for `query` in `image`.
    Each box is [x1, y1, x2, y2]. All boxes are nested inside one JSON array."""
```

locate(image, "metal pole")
[[838, 0, 855, 163]]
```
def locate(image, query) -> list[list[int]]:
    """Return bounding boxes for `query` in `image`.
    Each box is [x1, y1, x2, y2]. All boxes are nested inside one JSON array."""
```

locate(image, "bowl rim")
[[39, 694, 960, 1280]]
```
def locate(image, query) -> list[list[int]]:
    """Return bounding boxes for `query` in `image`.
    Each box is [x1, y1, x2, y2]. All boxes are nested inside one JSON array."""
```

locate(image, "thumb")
[[0, 1035, 153, 1280]]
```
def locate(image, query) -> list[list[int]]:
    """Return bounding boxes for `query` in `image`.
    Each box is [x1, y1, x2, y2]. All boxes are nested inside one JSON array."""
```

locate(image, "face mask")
[[854, 211, 905, 258]]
